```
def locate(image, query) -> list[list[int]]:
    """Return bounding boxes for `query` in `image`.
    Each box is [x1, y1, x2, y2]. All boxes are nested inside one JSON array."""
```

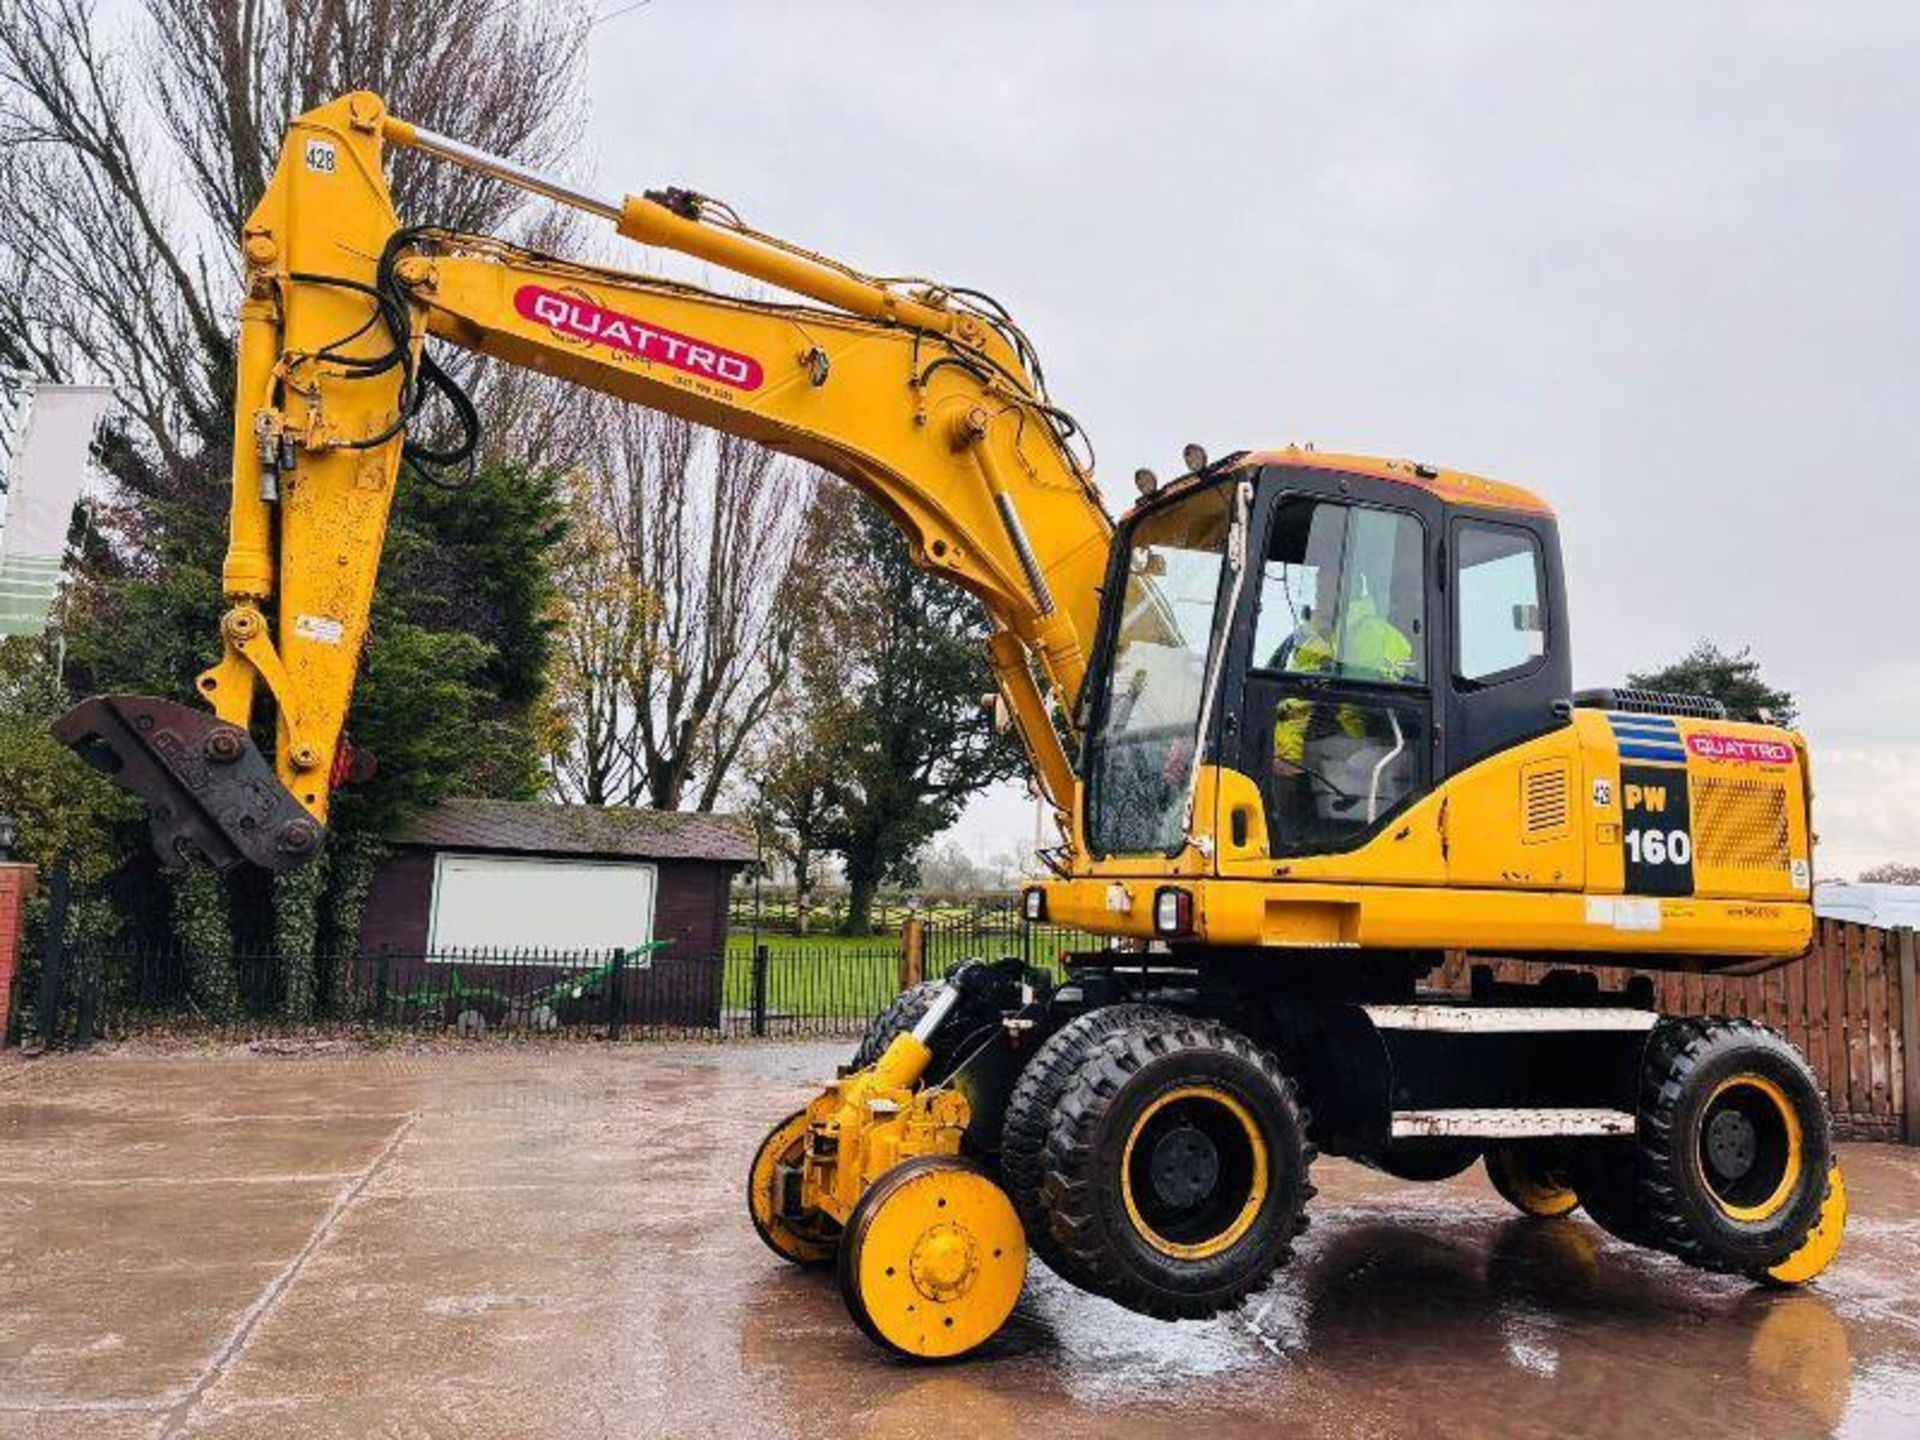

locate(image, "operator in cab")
[[1270, 563, 1415, 769], [1263, 502, 1422, 852]]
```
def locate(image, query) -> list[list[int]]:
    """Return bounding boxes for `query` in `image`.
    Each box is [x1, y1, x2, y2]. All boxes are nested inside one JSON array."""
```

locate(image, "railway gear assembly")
[[57, 94, 1846, 1358]]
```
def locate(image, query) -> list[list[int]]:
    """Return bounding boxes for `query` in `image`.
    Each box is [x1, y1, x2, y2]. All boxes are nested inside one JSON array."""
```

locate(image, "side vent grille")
[[1522, 761, 1571, 842], [1694, 776, 1790, 872]]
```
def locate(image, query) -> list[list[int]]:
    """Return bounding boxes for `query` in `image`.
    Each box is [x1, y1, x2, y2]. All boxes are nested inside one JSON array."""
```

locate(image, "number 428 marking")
[[1626, 828, 1692, 866]]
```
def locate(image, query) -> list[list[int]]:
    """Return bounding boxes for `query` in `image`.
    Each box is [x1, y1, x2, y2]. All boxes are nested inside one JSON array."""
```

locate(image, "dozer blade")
[[53, 695, 323, 873]]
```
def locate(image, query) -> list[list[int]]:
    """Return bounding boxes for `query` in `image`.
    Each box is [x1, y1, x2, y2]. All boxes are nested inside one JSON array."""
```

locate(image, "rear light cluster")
[[1022, 887, 1048, 923]]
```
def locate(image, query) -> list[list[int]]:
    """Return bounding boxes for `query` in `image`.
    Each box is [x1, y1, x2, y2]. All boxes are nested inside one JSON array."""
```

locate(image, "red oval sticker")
[[513, 284, 764, 391], [1686, 732, 1794, 766]]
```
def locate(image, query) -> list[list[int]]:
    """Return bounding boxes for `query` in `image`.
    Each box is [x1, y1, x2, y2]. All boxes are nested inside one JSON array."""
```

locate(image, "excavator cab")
[[1081, 455, 1569, 868]]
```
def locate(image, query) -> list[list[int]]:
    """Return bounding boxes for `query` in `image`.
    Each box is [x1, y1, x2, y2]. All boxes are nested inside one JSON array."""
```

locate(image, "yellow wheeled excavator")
[[57, 93, 1847, 1360]]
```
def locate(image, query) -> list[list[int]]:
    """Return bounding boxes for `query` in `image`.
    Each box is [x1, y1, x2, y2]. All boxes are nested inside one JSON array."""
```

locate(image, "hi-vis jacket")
[[1272, 595, 1414, 765]]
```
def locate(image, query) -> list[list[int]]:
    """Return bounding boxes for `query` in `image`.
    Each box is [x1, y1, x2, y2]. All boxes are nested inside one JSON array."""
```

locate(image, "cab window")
[[1247, 496, 1429, 857], [1085, 484, 1235, 856], [1253, 498, 1425, 684], [1456, 522, 1546, 683]]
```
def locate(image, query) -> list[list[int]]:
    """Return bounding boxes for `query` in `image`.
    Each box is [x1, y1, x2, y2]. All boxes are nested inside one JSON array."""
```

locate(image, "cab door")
[[1219, 470, 1441, 872], [1441, 512, 1585, 890]]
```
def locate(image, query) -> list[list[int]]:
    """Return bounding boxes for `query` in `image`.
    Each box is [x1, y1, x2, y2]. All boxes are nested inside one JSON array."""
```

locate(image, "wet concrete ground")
[[0, 1042, 1915, 1439]]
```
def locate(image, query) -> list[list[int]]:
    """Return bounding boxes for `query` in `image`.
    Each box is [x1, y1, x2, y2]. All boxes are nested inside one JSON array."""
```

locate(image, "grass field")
[[719, 941, 901, 1023], [717, 927, 1096, 1022]]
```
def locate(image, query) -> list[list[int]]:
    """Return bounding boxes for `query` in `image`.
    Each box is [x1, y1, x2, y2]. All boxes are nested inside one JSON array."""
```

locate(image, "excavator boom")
[[58, 91, 1111, 871]]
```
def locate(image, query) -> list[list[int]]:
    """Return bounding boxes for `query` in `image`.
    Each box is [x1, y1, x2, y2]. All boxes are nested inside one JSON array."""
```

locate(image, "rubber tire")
[[1039, 1009, 1315, 1320], [1570, 1138, 1663, 1247], [1637, 1017, 1833, 1275], [999, 1004, 1164, 1289], [851, 981, 947, 1071]]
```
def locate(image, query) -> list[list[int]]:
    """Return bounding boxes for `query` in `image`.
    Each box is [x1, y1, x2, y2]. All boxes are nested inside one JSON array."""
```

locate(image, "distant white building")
[[1814, 882, 1920, 929]]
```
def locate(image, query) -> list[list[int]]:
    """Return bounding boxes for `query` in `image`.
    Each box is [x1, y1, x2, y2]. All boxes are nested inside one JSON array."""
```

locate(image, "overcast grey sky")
[[577, 1, 1917, 875]]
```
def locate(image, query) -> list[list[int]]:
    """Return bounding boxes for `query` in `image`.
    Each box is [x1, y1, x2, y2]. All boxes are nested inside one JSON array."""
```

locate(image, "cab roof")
[[1130, 447, 1555, 522]]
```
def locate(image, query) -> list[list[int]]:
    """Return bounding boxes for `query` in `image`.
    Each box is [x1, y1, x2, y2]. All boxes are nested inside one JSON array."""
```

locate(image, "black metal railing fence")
[[12, 890, 1106, 1048]]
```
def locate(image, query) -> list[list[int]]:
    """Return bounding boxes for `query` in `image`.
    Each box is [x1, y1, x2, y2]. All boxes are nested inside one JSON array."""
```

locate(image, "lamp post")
[[0, 813, 17, 862]]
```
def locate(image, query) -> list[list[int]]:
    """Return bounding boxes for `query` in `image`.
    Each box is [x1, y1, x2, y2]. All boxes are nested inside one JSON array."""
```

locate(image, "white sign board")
[[427, 853, 658, 955]]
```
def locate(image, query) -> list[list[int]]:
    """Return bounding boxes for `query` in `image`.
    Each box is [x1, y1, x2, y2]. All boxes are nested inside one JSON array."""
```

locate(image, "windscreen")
[[1086, 484, 1234, 855]]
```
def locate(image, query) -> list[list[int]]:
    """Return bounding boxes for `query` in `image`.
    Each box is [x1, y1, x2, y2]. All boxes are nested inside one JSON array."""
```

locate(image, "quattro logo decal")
[[1685, 731, 1794, 766], [514, 285, 765, 391]]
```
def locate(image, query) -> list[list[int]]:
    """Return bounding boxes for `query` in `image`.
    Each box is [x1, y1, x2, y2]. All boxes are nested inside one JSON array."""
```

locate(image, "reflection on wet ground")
[[1, 1041, 1916, 1438]]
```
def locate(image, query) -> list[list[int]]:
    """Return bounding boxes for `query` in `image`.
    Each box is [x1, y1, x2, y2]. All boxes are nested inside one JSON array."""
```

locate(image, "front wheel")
[[999, 1003, 1164, 1290], [1039, 1010, 1315, 1319]]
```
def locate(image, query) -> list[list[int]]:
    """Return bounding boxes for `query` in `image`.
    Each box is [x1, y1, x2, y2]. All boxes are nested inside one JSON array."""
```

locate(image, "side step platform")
[[1293, 1000, 1661, 1151]]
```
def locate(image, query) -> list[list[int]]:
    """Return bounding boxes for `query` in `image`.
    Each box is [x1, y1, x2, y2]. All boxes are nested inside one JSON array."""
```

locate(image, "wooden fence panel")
[[1866, 929, 1891, 1121], [1828, 925, 1853, 1117], [1900, 930, 1919, 1144], [1810, 923, 1835, 1109], [1845, 926, 1867, 1120]]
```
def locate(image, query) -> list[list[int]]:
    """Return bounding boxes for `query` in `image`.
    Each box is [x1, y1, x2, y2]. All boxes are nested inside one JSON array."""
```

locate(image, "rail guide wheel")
[[1485, 1142, 1581, 1219], [838, 1155, 1028, 1360], [747, 1109, 839, 1267], [1759, 1161, 1848, 1287]]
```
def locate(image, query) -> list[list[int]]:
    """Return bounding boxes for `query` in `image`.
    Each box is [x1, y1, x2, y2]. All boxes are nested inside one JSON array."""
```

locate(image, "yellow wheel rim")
[[845, 1160, 1027, 1360], [1764, 1163, 1847, 1286], [1697, 1074, 1804, 1224], [1120, 1084, 1270, 1261], [1489, 1146, 1580, 1218], [748, 1109, 837, 1266]]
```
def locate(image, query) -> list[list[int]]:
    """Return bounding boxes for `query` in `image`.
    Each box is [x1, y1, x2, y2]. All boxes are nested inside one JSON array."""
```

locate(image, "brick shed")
[[358, 800, 756, 1029]]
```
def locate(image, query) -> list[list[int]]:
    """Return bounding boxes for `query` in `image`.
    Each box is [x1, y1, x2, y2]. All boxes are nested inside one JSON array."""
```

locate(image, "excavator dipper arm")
[[58, 92, 1112, 871]]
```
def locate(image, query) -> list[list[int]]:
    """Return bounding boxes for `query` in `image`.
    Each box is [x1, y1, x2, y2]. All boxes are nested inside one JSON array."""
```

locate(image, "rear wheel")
[[1638, 1018, 1835, 1275], [1040, 1011, 1314, 1319], [1486, 1142, 1580, 1219]]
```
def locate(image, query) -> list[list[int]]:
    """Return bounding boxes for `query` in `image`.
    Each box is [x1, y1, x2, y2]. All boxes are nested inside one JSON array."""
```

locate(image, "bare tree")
[[0, 0, 592, 471], [548, 405, 821, 812]]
